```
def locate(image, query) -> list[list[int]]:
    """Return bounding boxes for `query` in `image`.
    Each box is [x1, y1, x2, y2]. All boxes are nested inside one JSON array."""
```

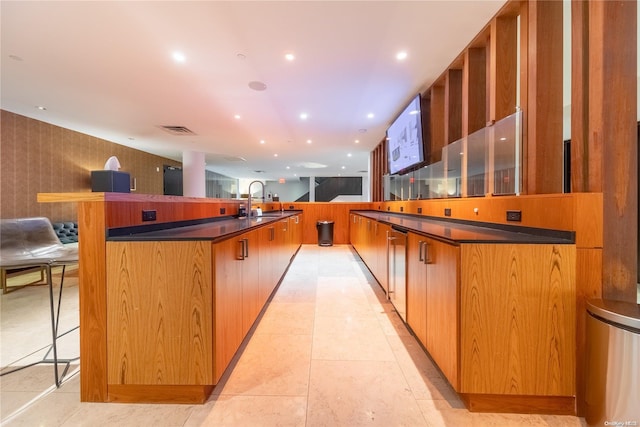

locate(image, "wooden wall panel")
[[78, 201, 108, 401], [588, 1, 638, 303], [0, 110, 181, 222], [460, 243, 576, 396], [463, 47, 487, 136], [489, 16, 517, 122], [526, 0, 563, 195], [106, 241, 213, 385], [105, 200, 242, 228], [445, 69, 463, 144], [377, 193, 602, 249], [430, 85, 446, 163]]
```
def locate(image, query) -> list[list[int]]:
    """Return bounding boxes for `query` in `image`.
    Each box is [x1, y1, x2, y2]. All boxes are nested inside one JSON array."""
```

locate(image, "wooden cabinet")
[[374, 221, 391, 292], [212, 236, 245, 383], [350, 213, 390, 293], [407, 233, 428, 346], [105, 213, 303, 401], [424, 238, 459, 390], [459, 243, 576, 397], [240, 229, 261, 337], [258, 225, 276, 306], [214, 214, 303, 384], [407, 232, 459, 390], [106, 241, 214, 387], [357, 215, 576, 413]]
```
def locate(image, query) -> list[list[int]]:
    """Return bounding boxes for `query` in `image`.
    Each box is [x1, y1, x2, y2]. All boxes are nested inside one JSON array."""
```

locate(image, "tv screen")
[[386, 94, 425, 175]]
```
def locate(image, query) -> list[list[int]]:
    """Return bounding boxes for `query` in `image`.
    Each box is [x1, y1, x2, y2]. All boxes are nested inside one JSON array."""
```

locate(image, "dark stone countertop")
[[107, 211, 301, 243], [350, 210, 575, 245]]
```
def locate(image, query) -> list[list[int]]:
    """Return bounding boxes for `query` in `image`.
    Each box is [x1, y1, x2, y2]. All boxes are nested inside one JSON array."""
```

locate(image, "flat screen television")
[[386, 94, 425, 175]]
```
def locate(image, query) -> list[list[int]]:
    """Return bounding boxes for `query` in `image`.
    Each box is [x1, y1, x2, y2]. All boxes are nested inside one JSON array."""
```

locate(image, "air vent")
[[224, 156, 247, 162], [357, 170, 368, 173], [158, 125, 196, 136], [253, 170, 266, 173]]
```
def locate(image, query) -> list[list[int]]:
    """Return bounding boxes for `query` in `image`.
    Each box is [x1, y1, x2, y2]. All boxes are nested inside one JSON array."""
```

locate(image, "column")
[[182, 151, 205, 198]]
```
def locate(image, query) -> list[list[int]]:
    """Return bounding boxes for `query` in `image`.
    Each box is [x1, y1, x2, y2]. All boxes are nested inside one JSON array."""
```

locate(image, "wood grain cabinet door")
[[241, 229, 261, 337], [212, 237, 244, 383], [106, 241, 213, 386], [406, 233, 428, 347], [425, 238, 460, 391], [459, 243, 576, 396]]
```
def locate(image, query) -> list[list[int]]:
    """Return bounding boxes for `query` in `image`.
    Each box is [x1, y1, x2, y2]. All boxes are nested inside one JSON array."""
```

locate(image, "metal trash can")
[[316, 220, 334, 246], [585, 299, 640, 427]]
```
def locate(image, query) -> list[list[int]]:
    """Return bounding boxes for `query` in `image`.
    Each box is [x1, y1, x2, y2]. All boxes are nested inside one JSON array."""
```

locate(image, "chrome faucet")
[[247, 180, 265, 218]]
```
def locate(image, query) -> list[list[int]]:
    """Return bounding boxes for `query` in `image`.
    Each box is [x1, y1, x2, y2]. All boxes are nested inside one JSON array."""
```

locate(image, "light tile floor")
[[0, 245, 587, 426]]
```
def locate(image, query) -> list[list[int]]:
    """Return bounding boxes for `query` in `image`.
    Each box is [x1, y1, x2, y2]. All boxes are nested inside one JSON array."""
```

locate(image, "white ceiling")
[[1, 1, 506, 181]]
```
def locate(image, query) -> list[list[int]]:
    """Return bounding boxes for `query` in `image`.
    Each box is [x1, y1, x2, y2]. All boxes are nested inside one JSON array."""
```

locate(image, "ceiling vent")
[[224, 156, 247, 162], [158, 125, 196, 136]]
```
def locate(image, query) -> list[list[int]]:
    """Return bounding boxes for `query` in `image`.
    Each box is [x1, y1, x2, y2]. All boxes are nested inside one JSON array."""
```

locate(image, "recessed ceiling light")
[[286, 166, 290, 169], [172, 51, 186, 63], [347, 153, 352, 157], [307, 139, 312, 144], [367, 113, 374, 119], [285, 53, 295, 61], [300, 112, 308, 120], [248, 81, 267, 91], [499, 137, 507, 141], [274, 153, 278, 157], [355, 140, 360, 144], [36, 105, 47, 111], [234, 114, 241, 120], [396, 51, 408, 61], [341, 166, 346, 169], [260, 140, 265, 144]]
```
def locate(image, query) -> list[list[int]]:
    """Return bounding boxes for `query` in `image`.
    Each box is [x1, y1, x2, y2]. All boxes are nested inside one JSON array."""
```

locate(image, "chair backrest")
[[0, 217, 66, 266]]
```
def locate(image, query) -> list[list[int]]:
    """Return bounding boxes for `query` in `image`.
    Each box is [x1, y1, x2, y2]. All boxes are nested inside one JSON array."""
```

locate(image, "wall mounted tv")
[[386, 94, 426, 175]]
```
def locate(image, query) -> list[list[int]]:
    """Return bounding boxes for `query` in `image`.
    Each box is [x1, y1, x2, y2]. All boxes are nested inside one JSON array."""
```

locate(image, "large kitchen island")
[[38, 193, 578, 415]]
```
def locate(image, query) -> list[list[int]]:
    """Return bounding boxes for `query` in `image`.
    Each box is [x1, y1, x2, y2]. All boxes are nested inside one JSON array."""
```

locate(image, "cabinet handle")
[[269, 227, 275, 241], [238, 239, 246, 260], [418, 241, 425, 262], [244, 238, 249, 258], [424, 242, 432, 265], [295, 216, 299, 224]]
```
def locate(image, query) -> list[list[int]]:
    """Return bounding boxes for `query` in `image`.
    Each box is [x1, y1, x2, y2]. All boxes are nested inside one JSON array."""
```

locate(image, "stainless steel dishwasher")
[[585, 299, 640, 427], [387, 228, 407, 321]]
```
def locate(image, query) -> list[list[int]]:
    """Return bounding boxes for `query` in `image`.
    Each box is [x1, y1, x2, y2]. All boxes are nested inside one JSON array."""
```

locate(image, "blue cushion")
[[52, 222, 78, 244]]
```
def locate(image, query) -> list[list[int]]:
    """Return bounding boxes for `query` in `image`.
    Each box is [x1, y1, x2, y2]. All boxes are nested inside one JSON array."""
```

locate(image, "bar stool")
[[0, 217, 79, 387]]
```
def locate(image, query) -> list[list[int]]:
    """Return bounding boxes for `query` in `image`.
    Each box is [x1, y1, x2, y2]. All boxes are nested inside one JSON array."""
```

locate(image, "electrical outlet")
[[220, 207, 226, 215], [142, 209, 156, 222], [417, 207, 422, 214], [289, 205, 294, 210], [444, 208, 451, 217], [506, 210, 522, 222], [387, 207, 391, 211], [400, 206, 404, 212]]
